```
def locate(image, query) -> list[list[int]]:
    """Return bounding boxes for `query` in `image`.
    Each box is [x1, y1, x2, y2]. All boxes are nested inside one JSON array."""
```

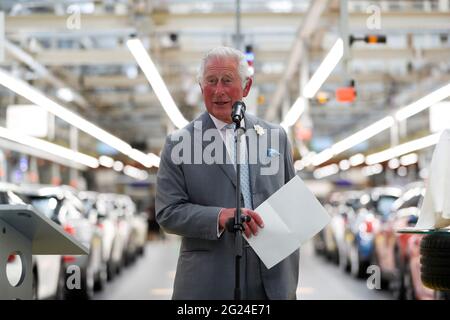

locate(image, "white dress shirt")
[[209, 113, 248, 238], [209, 113, 247, 166]]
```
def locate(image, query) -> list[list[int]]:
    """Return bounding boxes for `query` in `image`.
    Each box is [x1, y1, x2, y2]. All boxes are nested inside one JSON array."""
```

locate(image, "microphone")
[[231, 101, 246, 124]]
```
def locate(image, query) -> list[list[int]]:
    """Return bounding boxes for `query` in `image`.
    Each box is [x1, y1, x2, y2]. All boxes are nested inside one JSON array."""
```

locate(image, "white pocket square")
[[267, 148, 280, 157]]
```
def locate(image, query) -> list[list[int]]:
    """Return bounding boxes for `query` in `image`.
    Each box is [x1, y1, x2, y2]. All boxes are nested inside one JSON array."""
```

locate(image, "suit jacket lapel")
[[195, 112, 237, 188], [244, 114, 263, 197]]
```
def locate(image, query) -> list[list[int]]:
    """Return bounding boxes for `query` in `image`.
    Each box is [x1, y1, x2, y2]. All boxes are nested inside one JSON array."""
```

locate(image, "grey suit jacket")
[[156, 111, 299, 300]]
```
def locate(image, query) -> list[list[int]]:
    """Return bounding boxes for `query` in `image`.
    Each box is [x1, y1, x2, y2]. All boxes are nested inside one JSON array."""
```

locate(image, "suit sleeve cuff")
[[217, 208, 225, 238]]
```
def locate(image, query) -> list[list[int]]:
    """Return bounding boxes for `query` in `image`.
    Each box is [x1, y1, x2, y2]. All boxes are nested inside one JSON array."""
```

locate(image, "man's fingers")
[[246, 219, 259, 236], [243, 209, 264, 228], [243, 223, 251, 238]]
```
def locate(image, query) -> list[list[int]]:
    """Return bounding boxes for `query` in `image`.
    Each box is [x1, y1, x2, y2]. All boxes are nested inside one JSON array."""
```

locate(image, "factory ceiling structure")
[[0, 0, 449, 178]]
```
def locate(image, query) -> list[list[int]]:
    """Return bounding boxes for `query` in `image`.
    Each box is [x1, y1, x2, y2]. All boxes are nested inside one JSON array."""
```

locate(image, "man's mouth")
[[213, 101, 230, 106]]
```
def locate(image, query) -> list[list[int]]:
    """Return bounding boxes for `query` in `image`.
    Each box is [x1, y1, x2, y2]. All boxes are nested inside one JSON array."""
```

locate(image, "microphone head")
[[231, 101, 246, 124], [232, 101, 246, 112]]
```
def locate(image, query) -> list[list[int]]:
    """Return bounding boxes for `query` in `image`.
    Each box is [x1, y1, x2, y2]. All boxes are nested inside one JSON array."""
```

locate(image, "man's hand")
[[219, 208, 264, 238]]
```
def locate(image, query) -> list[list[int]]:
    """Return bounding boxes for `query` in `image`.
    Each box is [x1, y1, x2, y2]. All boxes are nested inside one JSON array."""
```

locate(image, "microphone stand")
[[229, 119, 247, 300]]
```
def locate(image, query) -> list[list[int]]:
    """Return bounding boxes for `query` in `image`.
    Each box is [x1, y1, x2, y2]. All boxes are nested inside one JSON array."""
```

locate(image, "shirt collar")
[[208, 113, 245, 131]]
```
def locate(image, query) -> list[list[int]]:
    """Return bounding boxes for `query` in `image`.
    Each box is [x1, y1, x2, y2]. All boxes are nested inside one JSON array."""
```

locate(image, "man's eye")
[[207, 79, 217, 85]]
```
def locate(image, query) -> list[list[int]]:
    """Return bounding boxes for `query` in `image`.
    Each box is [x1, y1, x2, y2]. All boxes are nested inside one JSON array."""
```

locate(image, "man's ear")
[[199, 83, 203, 94], [242, 77, 253, 97]]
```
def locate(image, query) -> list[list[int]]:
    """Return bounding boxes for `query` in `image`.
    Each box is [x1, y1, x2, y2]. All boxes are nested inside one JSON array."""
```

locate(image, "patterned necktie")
[[225, 123, 253, 210]]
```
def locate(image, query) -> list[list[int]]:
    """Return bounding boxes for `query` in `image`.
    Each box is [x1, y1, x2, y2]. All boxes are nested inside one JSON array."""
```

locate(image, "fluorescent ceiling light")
[[280, 97, 305, 129], [123, 165, 148, 181], [281, 38, 343, 130], [147, 153, 161, 168], [294, 160, 304, 171], [99, 155, 114, 168], [331, 116, 395, 155], [339, 159, 350, 171], [126, 38, 188, 129], [395, 83, 450, 121], [0, 126, 99, 168], [313, 164, 339, 179], [362, 164, 383, 177], [0, 68, 154, 168], [298, 151, 316, 168], [56, 87, 75, 102], [388, 158, 400, 169], [400, 153, 418, 166], [311, 148, 333, 166], [365, 133, 440, 165], [349, 153, 365, 166], [303, 38, 343, 99], [113, 161, 124, 172]]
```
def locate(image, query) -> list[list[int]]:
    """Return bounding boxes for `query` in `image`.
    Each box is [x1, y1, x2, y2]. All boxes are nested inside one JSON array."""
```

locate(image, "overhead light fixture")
[[280, 97, 305, 129], [395, 83, 450, 121], [294, 160, 304, 171], [56, 87, 75, 102], [303, 38, 343, 99], [126, 38, 189, 129], [400, 153, 419, 166], [123, 165, 148, 181], [113, 161, 124, 172], [99, 155, 114, 168], [0, 68, 154, 168], [331, 116, 395, 155], [313, 164, 339, 179], [349, 153, 365, 166], [362, 164, 383, 177], [281, 38, 343, 130], [388, 158, 400, 170], [308, 83, 448, 167], [311, 148, 334, 166], [147, 152, 161, 168], [0, 126, 99, 169], [365, 133, 440, 165], [339, 159, 351, 171]]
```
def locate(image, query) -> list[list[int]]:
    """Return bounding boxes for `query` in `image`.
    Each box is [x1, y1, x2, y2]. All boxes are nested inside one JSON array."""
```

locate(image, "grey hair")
[[197, 46, 252, 89]]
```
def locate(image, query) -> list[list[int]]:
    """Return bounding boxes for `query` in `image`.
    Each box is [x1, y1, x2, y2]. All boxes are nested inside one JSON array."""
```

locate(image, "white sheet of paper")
[[245, 175, 331, 269], [415, 129, 450, 229]]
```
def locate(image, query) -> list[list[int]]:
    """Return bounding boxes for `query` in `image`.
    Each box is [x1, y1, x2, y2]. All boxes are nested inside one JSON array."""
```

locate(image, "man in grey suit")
[[156, 46, 299, 300]]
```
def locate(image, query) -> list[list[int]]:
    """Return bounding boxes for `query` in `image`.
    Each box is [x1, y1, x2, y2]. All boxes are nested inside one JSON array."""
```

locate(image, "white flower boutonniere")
[[254, 124, 265, 136]]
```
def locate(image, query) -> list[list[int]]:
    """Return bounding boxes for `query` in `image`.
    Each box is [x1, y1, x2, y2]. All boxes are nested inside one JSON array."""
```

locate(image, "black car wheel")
[[420, 233, 450, 291]]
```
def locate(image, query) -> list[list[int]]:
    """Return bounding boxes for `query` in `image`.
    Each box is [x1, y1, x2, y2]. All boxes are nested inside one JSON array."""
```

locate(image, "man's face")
[[200, 57, 252, 123]]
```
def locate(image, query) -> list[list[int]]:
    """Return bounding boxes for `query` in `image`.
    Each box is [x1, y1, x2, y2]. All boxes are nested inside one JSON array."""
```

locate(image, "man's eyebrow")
[[205, 72, 235, 79]]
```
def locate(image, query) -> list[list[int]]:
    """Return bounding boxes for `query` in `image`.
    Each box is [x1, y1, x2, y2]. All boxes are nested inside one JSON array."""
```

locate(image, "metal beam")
[[150, 11, 450, 33], [4, 39, 89, 110], [5, 14, 136, 35], [264, 0, 329, 122], [28, 46, 450, 68], [6, 11, 449, 38]]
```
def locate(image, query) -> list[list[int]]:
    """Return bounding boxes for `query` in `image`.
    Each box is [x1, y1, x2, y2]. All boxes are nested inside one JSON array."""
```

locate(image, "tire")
[[94, 261, 108, 292], [106, 261, 115, 281], [420, 233, 450, 291], [339, 247, 350, 273]]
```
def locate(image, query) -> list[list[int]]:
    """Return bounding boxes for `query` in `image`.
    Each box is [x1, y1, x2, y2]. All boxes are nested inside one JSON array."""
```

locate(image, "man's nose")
[[214, 82, 226, 95]]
